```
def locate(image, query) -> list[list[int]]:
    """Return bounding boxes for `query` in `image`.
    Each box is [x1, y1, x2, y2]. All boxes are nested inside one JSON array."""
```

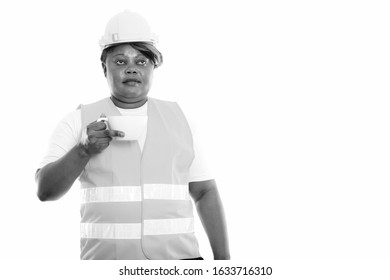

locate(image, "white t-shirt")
[[39, 101, 213, 183]]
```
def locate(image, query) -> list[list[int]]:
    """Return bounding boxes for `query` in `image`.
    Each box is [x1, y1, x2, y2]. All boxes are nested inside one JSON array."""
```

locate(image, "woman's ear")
[[102, 63, 107, 77]]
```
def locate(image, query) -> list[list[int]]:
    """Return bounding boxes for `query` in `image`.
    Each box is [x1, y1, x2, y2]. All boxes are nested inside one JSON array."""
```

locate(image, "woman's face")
[[104, 44, 154, 105]]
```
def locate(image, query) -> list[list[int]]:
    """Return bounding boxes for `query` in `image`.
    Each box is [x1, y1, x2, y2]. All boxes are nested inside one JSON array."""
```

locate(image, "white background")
[[0, 0, 389, 266]]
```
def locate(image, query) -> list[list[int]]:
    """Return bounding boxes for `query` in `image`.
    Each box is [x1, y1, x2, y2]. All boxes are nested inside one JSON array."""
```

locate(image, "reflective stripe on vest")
[[78, 97, 199, 260], [80, 218, 194, 239], [81, 184, 190, 203]]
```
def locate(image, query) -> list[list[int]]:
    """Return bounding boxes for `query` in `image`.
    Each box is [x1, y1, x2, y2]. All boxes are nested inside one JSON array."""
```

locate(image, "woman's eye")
[[137, 59, 147, 65], [115, 60, 126, 65]]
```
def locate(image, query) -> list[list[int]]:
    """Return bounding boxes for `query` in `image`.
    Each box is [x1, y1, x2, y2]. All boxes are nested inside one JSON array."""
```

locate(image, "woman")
[[36, 10, 230, 260]]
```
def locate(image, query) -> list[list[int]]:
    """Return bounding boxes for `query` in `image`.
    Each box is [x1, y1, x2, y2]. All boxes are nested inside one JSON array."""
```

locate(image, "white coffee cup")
[[107, 116, 148, 141]]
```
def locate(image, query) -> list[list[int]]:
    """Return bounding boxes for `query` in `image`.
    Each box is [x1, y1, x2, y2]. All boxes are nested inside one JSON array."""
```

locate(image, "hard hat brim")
[[99, 33, 158, 50]]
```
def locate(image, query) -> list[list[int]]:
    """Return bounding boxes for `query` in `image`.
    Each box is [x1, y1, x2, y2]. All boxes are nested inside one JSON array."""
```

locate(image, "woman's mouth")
[[123, 78, 141, 85]]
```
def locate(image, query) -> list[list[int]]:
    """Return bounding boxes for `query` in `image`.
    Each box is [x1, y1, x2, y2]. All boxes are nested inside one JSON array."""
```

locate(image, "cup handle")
[[97, 114, 109, 130]]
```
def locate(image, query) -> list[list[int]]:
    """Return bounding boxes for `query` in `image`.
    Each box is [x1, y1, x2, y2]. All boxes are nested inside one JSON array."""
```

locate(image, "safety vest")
[[78, 97, 200, 259]]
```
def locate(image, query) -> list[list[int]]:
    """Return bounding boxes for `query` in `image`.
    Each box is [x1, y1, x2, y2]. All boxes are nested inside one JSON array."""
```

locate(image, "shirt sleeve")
[[187, 118, 214, 183], [38, 110, 82, 169]]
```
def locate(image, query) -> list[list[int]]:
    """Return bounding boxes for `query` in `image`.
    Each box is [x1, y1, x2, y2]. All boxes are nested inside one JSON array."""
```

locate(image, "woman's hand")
[[83, 121, 124, 155]]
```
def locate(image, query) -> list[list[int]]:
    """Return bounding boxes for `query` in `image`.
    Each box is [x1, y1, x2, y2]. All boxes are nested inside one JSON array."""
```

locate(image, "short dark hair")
[[100, 42, 163, 68]]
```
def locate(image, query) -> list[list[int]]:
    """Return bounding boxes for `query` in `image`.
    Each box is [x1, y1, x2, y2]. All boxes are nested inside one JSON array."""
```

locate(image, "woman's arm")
[[189, 179, 230, 260], [36, 144, 91, 201], [36, 121, 124, 201]]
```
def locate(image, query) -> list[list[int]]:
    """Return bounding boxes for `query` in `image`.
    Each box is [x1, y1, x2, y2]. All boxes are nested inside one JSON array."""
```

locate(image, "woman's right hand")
[[83, 120, 124, 155]]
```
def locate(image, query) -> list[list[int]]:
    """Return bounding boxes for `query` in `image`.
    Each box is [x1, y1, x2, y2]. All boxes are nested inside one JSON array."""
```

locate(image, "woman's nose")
[[126, 66, 139, 75]]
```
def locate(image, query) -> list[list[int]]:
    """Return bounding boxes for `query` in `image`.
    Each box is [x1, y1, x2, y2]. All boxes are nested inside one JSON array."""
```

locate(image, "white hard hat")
[[99, 10, 158, 50]]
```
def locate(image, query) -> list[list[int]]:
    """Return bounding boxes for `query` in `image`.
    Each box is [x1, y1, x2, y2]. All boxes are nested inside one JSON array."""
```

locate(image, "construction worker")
[[35, 10, 230, 260]]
